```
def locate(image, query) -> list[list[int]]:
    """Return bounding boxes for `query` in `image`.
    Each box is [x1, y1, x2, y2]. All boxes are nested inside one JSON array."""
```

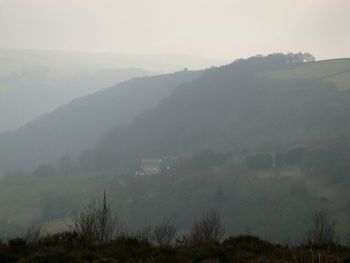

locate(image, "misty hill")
[[0, 48, 226, 133], [0, 70, 202, 172], [2, 53, 350, 174], [91, 54, 350, 170], [1, 53, 350, 244], [0, 67, 150, 133]]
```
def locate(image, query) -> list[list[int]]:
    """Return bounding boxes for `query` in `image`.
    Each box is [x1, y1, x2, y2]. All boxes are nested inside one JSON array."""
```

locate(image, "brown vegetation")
[[0, 193, 349, 262]]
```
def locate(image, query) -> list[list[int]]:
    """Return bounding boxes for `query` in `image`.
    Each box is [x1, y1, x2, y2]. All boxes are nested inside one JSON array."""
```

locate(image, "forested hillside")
[[90, 54, 350, 170], [0, 67, 149, 133], [0, 70, 201, 171]]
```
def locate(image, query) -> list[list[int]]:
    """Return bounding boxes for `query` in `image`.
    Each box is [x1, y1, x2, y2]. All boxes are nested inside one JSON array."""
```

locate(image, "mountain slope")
[[0, 70, 202, 171], [93, 55, 350, 169], [0, 67, 150, 133], [3, 53, 350, 173]]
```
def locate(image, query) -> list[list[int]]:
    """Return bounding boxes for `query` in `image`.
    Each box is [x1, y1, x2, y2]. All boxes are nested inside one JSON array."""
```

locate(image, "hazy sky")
[[0, 0, 349, 60]]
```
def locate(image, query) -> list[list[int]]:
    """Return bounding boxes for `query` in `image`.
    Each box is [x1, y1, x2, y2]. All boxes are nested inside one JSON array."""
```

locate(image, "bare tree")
[[344, 232, 350, 247], [24, 224, 45, 243], [133, 223, 153, 242], [70, 191, 120, 244], [189, 209, 225, 245], [306, 209, 338, 245], [152, 220, 177, 246], [96, 191, 118, 242], [71, 199, 97, 243]]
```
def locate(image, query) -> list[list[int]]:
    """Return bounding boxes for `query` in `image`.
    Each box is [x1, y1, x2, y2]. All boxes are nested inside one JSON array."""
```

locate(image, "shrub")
[[152, 220, 177, 246], [8, 238, 26, 253], [274, 152, 286, 168], [102, 236, 152, 261], [285, 147, 306, 166], [40, 231, 80, 247], [24, 224, 45, 244], [26, 247, 79, 262], [223, 235, 276, 255], [189, 210, 225, 245], [305, 209, 338, 246], [192, 243, 227, 263], [132, 224, 153, 243]]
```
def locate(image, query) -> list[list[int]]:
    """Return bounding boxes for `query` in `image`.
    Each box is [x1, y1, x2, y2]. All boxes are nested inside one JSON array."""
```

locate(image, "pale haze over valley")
[[1, 0, 350, 261], [1, 0, 349, 132]]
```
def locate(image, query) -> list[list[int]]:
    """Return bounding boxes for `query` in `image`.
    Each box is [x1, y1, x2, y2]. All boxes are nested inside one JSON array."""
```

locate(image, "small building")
[[136, 159, 162, 176], [135, 156, 178, 176]]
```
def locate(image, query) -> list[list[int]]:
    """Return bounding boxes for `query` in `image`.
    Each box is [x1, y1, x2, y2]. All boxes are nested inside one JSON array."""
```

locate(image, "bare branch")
[[69, 191, 121, 244], [151, 220, 177, 246], [305, 209, 338, 245], [189, 209, 225, 245]]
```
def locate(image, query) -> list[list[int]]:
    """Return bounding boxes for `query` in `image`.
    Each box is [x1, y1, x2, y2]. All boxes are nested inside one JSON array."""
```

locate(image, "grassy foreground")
[[0, 234, 350, 263]]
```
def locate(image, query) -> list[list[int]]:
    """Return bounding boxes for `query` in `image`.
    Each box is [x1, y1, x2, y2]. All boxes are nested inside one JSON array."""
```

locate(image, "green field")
[[264, 58, 350, 90], [0, 173, 113, 226], [0, 164, 348, 243]]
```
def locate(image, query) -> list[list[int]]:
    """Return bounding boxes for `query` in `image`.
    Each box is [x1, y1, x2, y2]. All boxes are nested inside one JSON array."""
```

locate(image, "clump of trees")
[[285, 52, 315, 63], [285, 147, 306, 166], [246, 153, 273, 170], [182, 150, 231, 173], [245, 147, 306, 170]]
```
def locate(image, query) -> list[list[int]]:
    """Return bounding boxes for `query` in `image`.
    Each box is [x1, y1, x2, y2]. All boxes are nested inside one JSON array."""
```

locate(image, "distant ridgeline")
[[84, 53, 350, 173], [2, 52, 350, 176], [0, 70, 202, 172]]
